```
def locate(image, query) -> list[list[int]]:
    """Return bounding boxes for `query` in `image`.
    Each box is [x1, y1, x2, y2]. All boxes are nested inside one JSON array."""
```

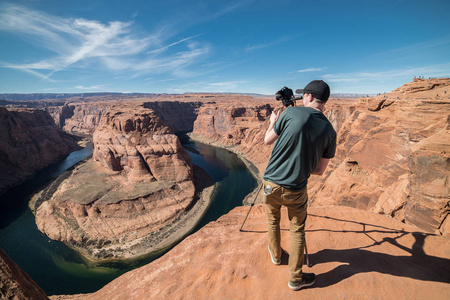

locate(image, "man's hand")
[[269, 110, 281, 125]]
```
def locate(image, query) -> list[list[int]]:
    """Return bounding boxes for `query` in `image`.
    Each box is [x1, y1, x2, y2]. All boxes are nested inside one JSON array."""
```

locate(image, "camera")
[[275, 86, 299, 107]]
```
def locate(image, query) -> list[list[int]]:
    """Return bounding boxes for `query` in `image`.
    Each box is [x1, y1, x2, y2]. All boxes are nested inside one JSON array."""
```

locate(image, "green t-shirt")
[[263, 107, 336, 190]]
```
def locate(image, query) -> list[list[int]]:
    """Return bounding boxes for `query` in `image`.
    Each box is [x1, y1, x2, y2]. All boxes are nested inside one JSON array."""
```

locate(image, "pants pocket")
[[262, 180, 281, 204]]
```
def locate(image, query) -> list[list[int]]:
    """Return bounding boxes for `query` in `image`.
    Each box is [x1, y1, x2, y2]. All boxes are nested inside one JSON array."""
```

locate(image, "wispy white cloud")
[[2, 63, 57, 82], [208, 80, 247, 90], [323, 63, 450, 83], [208, 0, 256, 20], [113, 41, 212, 79], [295, 68, 324, 73], [245, 36, 292, 52], [374, 36, 450, 58], [147, 35, 201, 54], [0, 3, 210, 81], [74, 85, 108, 91]]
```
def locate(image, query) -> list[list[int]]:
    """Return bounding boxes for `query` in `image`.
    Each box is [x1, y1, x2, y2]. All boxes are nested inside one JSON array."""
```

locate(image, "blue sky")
[[0, 0, 449, 95]]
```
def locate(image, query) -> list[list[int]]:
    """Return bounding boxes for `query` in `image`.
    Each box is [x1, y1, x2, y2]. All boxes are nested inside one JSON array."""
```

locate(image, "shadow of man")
[[310, 232, 450, 288]]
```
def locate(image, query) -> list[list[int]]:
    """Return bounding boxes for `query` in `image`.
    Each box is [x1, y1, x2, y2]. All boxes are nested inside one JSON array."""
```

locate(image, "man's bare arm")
[[264, 128, 279, 145], [264, 110, 280, 145]]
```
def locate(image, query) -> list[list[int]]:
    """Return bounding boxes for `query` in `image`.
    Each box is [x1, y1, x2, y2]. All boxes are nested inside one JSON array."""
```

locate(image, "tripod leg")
[[239, 183, 262, 232], [304, 237, 312, 267]]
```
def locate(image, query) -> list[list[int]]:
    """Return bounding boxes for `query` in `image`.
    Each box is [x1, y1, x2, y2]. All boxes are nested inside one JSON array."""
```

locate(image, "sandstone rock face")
[[34, 106, 197, 260], [0, 107, 78, 195], [46, 103, 110, 135], [84, 205, 450, 299], [193, 102, 271, 145], [92, 107, 193, 183], [0, 248, 49, 300], [192, 100, 274, 171], [407, 125, 449, 233], [143, 101, 202, 133]]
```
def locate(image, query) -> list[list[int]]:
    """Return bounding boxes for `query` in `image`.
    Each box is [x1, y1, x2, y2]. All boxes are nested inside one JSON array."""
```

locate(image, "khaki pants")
[[263, 180, 308, 282]]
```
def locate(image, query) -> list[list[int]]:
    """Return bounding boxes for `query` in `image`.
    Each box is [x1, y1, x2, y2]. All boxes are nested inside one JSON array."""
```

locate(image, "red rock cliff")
[[46, 103, 111, 135], [93, 107, 193, 183], [143, 101, 202, 133], [192, 100, 273, 171], [0, 107, 78, 195]]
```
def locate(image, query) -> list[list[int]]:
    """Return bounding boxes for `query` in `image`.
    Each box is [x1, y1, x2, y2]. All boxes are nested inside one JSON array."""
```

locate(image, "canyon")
[[0, 78, 449, 299], [32, 104, 209, 260], [0, 107, 79, 196]]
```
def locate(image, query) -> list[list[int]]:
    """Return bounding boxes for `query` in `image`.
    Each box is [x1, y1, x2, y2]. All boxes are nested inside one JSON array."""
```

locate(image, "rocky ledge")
[[80, 205, 450, 299]]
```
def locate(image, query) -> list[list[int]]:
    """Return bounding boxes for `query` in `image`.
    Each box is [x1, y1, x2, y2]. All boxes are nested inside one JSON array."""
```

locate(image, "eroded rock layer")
[[143, 101, 202, 133], [46, 103, 111, 135], [0, 107, 79, 195]]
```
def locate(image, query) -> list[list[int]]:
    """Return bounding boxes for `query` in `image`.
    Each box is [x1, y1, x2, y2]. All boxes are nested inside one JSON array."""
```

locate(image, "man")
[[263, 80, 336, 291]]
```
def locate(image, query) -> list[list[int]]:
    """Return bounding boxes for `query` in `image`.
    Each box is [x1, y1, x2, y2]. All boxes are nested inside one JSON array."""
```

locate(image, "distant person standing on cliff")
[[262, 80, 336, 291]]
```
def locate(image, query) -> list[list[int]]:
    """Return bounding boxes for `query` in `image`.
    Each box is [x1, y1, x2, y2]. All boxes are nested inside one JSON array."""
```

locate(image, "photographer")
[[263, 80, 336, 291]]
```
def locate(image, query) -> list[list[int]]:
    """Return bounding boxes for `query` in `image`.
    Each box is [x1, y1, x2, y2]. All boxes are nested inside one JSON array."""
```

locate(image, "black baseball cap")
[[295, 80, 330, 102]]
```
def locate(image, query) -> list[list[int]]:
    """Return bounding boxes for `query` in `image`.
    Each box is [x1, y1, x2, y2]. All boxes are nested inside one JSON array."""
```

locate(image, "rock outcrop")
[[34, 106, 201, 260], [0, 248, 49, 300], [82, 205, 450, 299], [92, 106, 193, 183], [0, 107, 79, 195]]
